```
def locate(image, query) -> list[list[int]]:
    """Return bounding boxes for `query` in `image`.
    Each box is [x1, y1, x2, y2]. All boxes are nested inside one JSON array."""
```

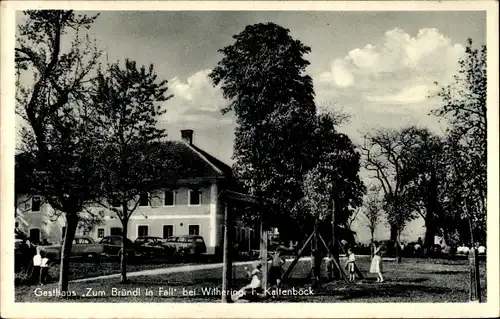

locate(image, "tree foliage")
[[15, 10, 102, 292], [302, 113, 365, 226], [360, 127, 422, 240], [398, 128, 446, 247], [91, 59, 176, 282], [209, 23, 317, 229], [432, 39, 487, 244], [362, 185, 383, 240]]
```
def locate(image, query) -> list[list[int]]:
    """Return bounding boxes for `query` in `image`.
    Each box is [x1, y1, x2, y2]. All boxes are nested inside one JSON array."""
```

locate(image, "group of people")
[[231, 241, 387, 302], [456, 242, 486, 255], [231, 249, 286, 302], [16, 243, 52, 285], [332, 242, 384, 283], [32, 246, 51, 285], [15, 223, 52, 285]]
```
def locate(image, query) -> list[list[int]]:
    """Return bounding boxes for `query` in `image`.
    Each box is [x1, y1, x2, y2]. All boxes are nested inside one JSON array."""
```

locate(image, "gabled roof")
[[219, 190, 261, 206], [188, 143, 233, 177], [161, 140, 232, 180], [14, 140, 233, 193]]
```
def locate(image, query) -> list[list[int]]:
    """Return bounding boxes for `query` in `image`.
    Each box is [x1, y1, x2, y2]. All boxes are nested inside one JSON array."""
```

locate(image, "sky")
[[16, 10, 486, 165], [71, 10, 485, 166], [14, 10, 487, 242]]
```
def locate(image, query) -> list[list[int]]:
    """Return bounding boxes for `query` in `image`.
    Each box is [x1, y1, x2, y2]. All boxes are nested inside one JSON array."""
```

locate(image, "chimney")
[[181, 129, 194, 145]]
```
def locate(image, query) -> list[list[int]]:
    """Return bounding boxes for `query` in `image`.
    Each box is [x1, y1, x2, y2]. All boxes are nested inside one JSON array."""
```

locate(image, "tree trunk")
[[370, 231, 374, 258], [58, 212, 79, 292], [425, 169, 439, 254], [259, 214, 268, 295], [121, 217, 129, 283], [221, 203, 232, 303], [424, 215, 437, 253], [312, 221, 321, 281], [396, 232, 402, 264], [331, 200, 339, 279], [389, 224, 398, 241], [469, 248, 481, 302]]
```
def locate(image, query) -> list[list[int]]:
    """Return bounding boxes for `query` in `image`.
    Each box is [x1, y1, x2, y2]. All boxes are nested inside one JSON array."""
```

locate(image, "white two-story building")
[[15, 130, 260, 255]]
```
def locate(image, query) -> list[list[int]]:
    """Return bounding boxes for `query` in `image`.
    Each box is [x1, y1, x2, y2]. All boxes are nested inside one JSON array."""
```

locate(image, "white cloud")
[[165, 69, 229, 125], [319, 59, 355, 88], [316, 28, 465, 107], [169, 69, 225, 112], [364, 84, 438, 105]]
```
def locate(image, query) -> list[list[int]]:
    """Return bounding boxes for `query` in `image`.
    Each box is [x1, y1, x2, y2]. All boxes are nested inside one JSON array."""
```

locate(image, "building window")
[[97, 228, 105, 238], [139, 193, 149, 206], [31, 196, 41, 212], [138, 225, 149, 237], [188, 225, 199, 236], [189, 189, 201, 206], [110, 227, 122, 236], [163, 225, 173, 239], [241, 228, 247, 240], [164, 190, 175, 206], [61, 226, 66, 240], [29, 228, 40, 244]]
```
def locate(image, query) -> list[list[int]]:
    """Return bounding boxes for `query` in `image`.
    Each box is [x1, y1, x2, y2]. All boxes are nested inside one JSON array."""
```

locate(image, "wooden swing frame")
[[281, 230, 350, 284]]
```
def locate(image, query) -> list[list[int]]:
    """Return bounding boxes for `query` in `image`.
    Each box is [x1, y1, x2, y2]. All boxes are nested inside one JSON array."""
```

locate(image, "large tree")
[[15, 10, 102, 292], [303, 113, 366, 226], [209, 23, 317, 233], [91, 59, 176, 283], [398, 128, 446, 249], [360, 127, 421, 242], [432, 39, 487, 245], [362, 185, 384, 257], [302, 113, 365, 276]]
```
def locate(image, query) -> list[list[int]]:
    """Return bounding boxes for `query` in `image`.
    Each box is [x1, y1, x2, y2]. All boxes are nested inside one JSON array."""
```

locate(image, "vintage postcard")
[[1, 1, 499, 318]]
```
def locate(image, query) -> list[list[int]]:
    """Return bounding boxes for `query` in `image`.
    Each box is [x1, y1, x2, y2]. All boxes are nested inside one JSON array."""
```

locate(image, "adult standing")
[[370, 241, 384, 283]]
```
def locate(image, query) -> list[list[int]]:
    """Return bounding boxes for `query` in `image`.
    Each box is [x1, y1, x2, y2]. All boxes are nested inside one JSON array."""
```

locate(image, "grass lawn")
[[15, 256, 486, 303], [15, 256, 216, 285]]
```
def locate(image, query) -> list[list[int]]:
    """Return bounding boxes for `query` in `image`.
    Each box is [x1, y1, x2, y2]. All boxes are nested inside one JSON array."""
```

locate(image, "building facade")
[[15, 130, 258, 255]]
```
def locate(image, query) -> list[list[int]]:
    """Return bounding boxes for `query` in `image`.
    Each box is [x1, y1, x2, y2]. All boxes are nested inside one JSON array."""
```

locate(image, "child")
[[232, 261, 263, 302], [31, 246, 42, 284], [325, 253, 334, 280], [40, 250, 50, 285], [268, 250, 285, 288], [370, 242, 384, 283], [345, 248, 356, 282]]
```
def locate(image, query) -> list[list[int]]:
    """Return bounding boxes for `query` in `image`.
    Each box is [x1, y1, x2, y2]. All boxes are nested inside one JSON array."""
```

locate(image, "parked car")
[[43, 236, 104, 261], [164, 235, 206, 256], [99, 236, 142, 259], [134, 236, 172, 257]]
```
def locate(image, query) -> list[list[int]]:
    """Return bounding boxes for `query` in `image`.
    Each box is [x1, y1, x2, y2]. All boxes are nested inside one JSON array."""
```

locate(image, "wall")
[[16, 194, 66, 244], [16, 182, 259, 253], [90, 216, 212, 239]]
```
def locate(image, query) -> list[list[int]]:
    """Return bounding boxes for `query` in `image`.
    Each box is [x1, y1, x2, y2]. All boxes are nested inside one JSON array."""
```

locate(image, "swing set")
[[220, 193, 362, 303], [281, 230, 354, 285]]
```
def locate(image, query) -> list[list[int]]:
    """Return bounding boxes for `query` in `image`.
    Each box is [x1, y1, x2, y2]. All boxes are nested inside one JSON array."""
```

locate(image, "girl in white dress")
[[370, 242, 384, 283]]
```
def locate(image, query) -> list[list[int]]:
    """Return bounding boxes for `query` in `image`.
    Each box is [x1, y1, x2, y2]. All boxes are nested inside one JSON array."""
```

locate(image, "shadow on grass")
[[398, 277, 429, 283], [335, 283, 455, 301], [430, 270, 467, 275]]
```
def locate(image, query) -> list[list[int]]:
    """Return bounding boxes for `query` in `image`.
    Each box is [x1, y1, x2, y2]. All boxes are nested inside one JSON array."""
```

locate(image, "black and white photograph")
[[1, 1, 499, 318]]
